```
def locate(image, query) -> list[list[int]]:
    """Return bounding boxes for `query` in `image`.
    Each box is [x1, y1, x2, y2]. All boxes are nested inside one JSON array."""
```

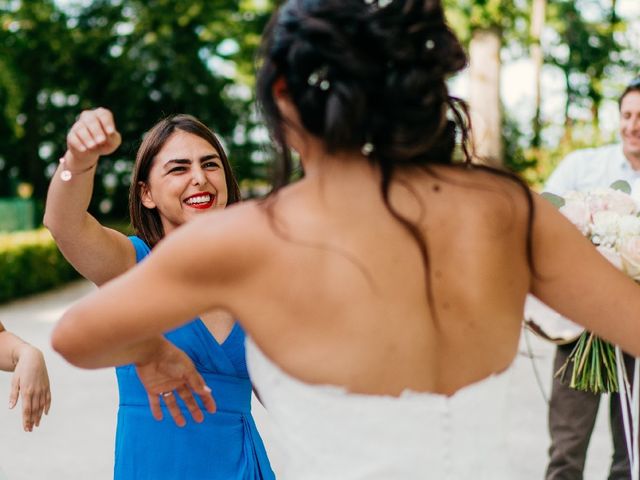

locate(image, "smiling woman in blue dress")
[[43, 109, 274, 480]]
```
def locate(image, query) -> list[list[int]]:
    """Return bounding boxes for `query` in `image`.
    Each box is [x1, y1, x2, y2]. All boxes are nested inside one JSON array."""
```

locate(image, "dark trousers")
[[545, 341, 636, 480]]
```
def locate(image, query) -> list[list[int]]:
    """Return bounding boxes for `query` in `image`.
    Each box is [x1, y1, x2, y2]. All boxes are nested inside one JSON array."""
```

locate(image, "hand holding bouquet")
[[543, 181, 640, 393]]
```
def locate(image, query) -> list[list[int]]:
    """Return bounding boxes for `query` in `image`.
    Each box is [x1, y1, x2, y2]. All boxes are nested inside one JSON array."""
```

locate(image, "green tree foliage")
[[444, 0, 634, 182], [0, 0, 75, 199], [443, 0, 528, 44], [0, 0, 273, 219]]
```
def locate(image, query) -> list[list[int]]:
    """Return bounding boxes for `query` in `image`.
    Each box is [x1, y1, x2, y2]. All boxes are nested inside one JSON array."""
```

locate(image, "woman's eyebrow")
[[163, 158, 191, 167], [163, 153, 220, 166], [200, 154, 221, 162]]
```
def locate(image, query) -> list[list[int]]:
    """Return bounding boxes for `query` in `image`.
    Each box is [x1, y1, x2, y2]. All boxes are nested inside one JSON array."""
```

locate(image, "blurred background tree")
[[445, 0, 638, 186], [444, 0, 527, 167], [0, 0, 273, 222]]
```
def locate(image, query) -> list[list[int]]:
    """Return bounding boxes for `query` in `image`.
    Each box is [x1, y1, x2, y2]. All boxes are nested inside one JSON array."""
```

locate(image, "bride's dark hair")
[[257, 0, 467, 169], [256, 0, 535, 315]]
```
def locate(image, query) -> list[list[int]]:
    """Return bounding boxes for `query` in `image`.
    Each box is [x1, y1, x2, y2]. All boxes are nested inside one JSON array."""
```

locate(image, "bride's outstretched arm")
[[50, 208, 262, 425], [52, 203, 267, 365], [53, 215, 241, 364], [530, 193, 640, 356]]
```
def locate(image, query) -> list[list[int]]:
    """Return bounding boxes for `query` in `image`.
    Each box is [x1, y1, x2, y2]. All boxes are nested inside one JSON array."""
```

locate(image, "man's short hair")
[[619, 76, 640, 107]]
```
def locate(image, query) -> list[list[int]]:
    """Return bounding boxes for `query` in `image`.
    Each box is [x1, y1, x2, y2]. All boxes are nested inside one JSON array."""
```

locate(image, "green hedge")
[[0, 198, 36, 232], [0, 229, 79, 304]]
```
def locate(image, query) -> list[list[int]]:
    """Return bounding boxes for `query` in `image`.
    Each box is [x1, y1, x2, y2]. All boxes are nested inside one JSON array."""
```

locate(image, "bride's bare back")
[[223, 164, 531, 396]]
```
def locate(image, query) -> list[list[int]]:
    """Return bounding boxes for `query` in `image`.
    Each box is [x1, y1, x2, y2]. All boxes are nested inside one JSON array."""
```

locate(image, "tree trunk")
[[591, 101, 600, 136], [562, 69, 573, 145], [530, 0, 546, 148], [469, 27, 503, 167], [19, 71, 47, 200]]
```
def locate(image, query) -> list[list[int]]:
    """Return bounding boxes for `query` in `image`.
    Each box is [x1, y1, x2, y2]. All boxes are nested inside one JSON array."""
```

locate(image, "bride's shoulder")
[[155, 200, 279, 267], [188, 199, 275, 236], [424, 164, 533, 215], [440, 163, 528, 190]]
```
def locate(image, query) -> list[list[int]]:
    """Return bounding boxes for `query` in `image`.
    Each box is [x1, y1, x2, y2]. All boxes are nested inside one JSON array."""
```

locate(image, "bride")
[[52, 0, 640, 477]]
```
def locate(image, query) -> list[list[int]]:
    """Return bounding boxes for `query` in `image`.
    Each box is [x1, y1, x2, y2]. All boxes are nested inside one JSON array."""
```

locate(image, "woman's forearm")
[[0, 328, 28, 372], [43, 109, 135, 285], [43, 152, 99, 240], [43, 108, 119, 239]]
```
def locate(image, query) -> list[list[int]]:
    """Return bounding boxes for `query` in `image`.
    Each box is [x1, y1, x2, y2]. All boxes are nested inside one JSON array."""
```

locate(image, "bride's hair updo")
[[256, 0, 468, 177], [256, 0, 535, 313]]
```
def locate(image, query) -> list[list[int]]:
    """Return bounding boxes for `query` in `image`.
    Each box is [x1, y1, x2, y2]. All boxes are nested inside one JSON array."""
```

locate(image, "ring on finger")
[[160, 391, 174, 398]]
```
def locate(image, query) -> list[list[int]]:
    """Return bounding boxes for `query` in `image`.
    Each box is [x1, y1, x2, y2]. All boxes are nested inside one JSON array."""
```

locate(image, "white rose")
[[618, 215, 640, 238], [630, 179, 640, 208], [560, 200, 591, 236], [619, 237, 640, 281], [591, 211, 621, 246]]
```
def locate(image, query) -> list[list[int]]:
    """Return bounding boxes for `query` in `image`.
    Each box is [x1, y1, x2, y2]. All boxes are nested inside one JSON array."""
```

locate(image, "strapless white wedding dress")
[[246, 338, 512, 479]]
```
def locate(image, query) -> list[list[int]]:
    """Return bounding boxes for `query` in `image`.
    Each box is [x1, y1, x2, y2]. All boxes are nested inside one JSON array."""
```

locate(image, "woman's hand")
[[9, 345, 51, 432], [135, 338, 216, 427], [63, 107, 122, 169]]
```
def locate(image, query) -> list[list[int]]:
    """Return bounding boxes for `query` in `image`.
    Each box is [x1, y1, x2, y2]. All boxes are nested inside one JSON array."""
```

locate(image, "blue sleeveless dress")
[[113, 236, 274, 480]]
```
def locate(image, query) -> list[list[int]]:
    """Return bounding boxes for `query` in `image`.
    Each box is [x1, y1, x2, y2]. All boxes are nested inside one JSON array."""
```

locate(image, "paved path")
[[0, 281, 613, 479]]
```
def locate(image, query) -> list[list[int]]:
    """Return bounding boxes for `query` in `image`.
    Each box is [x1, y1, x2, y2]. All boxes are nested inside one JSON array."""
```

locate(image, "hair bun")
[[258, 0, 468, 165]]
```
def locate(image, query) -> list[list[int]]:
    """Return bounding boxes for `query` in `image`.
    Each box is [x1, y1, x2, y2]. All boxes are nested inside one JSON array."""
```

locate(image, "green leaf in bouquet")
[[541, 192, 566, 209], [610, 180, 632, 194]]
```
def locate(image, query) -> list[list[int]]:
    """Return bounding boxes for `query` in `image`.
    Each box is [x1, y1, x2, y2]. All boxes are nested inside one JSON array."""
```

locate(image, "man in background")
[[544, 77, 640, 480]]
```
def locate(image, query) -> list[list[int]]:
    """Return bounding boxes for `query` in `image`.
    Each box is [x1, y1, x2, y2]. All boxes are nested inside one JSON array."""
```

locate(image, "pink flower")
[[560, 200, 590, 235], [587, 189, 638, 216]]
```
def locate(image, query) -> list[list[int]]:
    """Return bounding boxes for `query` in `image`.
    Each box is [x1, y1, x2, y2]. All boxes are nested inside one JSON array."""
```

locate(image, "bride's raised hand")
[[135, 337, 216, 427], [62, 107, 122, 169]]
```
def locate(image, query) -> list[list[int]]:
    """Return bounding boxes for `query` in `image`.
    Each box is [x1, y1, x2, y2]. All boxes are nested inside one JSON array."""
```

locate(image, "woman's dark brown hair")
[[129, 114, 241, 248]]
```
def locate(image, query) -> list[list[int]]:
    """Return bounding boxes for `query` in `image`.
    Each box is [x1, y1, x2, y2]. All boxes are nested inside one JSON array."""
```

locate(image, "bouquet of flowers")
[[543, 180, 640, 394]]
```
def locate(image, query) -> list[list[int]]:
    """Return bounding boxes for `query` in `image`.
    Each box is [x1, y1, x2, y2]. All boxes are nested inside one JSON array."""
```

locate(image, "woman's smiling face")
[[140, 129, 229, 235]]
